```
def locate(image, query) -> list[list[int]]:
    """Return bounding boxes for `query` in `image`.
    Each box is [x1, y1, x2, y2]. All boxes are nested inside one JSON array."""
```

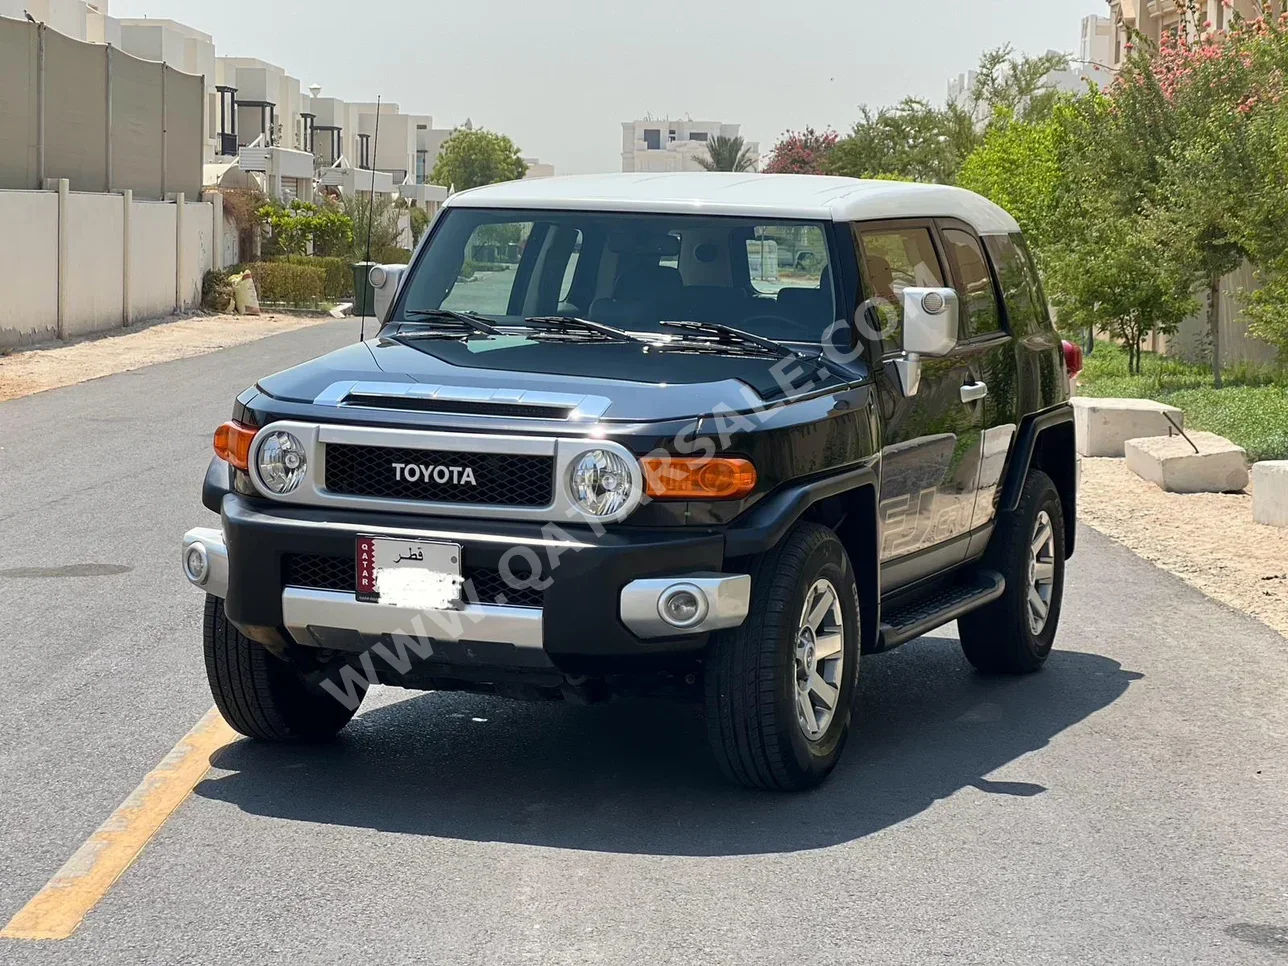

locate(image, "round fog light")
[[184, 543, 209, 584], [659, 584, 709, 629]]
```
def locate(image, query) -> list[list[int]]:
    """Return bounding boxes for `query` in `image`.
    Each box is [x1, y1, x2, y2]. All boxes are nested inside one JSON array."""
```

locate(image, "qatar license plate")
[[356, 536, 463, 606]]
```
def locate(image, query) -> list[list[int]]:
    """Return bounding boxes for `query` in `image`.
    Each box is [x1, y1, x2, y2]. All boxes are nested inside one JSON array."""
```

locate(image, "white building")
[[0, 0, 104, 39], [1080, 14, 1114, 67], [523, 158, 556, 179], [118, 19, 217, 160], [621, 119, 758, 173]]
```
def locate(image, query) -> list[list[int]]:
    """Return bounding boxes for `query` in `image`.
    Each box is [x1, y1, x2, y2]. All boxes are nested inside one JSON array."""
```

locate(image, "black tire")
[[959, 470, 1066, 674], [704, 523, 861, 792], [203, 594, 364, 741]]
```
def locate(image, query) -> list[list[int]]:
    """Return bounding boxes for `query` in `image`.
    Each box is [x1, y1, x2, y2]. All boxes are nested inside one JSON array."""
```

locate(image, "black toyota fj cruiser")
[[183, 174, 1079, 791]]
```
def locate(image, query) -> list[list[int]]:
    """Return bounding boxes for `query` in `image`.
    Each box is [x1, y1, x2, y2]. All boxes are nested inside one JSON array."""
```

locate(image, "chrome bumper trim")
[[282, 588, 544, 650], [620, 573, 752, 639], [182, 527, 229, 599]]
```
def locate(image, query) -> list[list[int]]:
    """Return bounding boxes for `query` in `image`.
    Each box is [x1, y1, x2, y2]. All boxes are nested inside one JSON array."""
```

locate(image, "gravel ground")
[[1079, 457, 1288, 638], [0, 312, 340, 402]]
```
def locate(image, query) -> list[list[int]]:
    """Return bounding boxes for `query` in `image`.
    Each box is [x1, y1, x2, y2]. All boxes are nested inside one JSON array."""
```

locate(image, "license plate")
[[356, 536, 463, 606]]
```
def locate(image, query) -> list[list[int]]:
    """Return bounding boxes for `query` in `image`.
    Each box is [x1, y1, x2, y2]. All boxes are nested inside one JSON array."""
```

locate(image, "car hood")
[[256, 335, 847, 421]]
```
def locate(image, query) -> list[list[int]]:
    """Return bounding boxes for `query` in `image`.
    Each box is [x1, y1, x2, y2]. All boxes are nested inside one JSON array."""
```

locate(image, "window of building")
[[942, 228, 1003, 338], [643, 129, 661, 150], [690, 131, 708, 142], [668, 129, 677, 142]]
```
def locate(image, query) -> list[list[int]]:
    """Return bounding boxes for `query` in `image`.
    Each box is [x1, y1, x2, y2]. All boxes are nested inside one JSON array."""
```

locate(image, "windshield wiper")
[[658, 320, 854, 381], [659, 320, 798, 358], [523, 316, 648, 344], [398, 309, 501, 337]]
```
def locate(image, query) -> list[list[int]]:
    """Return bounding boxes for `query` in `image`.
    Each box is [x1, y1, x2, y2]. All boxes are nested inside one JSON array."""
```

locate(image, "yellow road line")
[[1, 707, 237, 941]]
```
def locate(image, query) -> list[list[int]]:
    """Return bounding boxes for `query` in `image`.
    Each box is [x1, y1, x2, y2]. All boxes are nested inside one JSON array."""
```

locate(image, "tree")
[[256, 200, 353, 258], [695, 135, 757, 172], [762, 127, 839, 174], [429, 128, 527, 190], [957, 108, 1066, 247], [966, 46, 1075, 124], [825, 98, 977, 184], [409, 205, 431, 245], [339, 193, 401, 261]]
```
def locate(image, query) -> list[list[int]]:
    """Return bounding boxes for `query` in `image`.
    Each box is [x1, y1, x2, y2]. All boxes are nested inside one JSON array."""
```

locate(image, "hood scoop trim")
[[313, 381, 612, 421]]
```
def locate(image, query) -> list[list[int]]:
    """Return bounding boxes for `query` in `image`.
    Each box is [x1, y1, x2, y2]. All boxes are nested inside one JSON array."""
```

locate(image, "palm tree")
[[695, 135, 756, 172]]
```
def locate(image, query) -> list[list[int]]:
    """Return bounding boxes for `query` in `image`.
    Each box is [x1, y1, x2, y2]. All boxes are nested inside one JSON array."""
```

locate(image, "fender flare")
[[998, 404, 1074, 513], [203, 456, 234, 513], [723, 460, 880, 559]]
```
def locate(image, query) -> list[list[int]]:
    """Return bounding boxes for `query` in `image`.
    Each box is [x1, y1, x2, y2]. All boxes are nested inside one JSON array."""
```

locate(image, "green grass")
[[1079, 344, 1288, 461]]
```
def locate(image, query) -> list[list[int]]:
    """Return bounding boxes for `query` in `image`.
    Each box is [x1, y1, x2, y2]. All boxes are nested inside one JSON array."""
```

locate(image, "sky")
[[110, 0, 1105, 175]]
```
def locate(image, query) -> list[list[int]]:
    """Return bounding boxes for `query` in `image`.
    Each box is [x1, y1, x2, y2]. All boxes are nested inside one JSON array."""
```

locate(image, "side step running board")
[[877, 570, 1006, 652]]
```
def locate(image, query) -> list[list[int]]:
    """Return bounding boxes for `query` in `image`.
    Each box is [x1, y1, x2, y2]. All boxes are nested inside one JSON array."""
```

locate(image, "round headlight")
[[257, 431, 308, 494], [368, 265, 388, 289], [569, 449, 635, 518]]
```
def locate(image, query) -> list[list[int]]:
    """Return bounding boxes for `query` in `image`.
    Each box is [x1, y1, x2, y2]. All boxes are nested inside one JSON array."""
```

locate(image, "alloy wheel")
[[794, 579, 845, 741]]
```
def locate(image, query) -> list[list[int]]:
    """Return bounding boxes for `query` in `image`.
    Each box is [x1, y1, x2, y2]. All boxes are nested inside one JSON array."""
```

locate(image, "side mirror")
[[369, 264, 407, 322], [894, 287, 960, 397]]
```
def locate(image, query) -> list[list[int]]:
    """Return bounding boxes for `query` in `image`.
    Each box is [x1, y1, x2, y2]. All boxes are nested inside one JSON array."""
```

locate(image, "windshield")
[[394, 208, 839, 344]]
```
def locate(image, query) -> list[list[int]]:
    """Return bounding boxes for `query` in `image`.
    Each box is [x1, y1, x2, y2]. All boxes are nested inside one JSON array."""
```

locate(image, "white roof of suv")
[[444, 173, 1021, 235]]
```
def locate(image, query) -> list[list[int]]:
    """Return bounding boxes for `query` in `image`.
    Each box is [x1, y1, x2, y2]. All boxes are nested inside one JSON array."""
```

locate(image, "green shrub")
[[371, 244, 412, 265], [272, 255, 354, 299], [1080, 344, 1288, 460], [247, 262, 326, 306], [201, 269, 234, 312]]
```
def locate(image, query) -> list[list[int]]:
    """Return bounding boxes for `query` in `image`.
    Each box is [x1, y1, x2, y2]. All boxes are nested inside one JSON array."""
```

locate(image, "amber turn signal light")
[[214, 420, 257, 471], [642, 456, 757, 500]]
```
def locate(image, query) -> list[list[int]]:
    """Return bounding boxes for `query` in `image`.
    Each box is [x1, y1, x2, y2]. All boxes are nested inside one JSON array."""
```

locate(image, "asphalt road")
[[0, 322, 1285, 965]]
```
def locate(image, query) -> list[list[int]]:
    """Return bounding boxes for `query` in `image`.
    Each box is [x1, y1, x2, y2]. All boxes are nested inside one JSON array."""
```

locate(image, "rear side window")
[[942, 228, 1002, 338], [983, 233, 1047, 335]]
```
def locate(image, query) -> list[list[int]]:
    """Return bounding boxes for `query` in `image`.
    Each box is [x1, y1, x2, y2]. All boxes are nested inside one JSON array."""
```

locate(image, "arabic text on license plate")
[[356, 536, 462, 604]]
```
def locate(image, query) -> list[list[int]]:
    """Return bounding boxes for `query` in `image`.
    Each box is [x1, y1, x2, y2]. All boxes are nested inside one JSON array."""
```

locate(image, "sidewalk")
[[0, 312, 339, 402]]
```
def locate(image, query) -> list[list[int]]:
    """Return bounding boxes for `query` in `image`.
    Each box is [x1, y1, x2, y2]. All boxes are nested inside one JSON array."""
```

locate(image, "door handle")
[[960, 381, 988, 404]]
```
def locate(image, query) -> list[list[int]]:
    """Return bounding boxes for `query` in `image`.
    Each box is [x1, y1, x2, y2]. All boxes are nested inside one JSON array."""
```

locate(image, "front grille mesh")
[[282, 553, 545, 607], [323, 444, 554, 507]]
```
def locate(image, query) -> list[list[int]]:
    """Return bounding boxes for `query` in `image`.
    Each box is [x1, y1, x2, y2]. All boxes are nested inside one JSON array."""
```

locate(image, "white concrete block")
[[1252, 461, 1288, 527], [1125, 432, 1249, 494], [1072, 397, 1185, 457]]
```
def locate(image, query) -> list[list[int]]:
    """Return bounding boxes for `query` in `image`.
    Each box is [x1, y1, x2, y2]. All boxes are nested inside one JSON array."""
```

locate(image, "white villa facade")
[[621, 119, 759, 173]]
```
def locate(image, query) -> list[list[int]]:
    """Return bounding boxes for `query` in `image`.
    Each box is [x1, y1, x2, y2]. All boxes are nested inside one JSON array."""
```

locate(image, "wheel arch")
[[724, 463, 882, 657], [999, 405, 1077, 558]]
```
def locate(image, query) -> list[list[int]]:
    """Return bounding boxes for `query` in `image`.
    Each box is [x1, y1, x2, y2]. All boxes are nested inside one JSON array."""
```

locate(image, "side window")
[[942, 228, 1003, 338], [983, 233, 1041, 335], [440, 221, 533, 315], [854, 224, 945, 353]]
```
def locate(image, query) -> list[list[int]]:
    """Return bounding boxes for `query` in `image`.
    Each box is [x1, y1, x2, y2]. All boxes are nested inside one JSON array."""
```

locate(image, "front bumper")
[[183, 495, 751, 671]]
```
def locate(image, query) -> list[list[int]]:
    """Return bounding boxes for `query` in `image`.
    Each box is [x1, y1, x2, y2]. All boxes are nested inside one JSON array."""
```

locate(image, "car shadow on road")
[[195, 635, 1142, 856]]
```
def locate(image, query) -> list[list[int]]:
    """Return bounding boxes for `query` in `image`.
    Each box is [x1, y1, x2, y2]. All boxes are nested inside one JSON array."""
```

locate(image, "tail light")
[[1062, 340, 1084, 380]]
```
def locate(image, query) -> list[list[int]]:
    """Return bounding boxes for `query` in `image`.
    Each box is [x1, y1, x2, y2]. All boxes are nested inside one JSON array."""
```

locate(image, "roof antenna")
[[359, 95, 383, 342]]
